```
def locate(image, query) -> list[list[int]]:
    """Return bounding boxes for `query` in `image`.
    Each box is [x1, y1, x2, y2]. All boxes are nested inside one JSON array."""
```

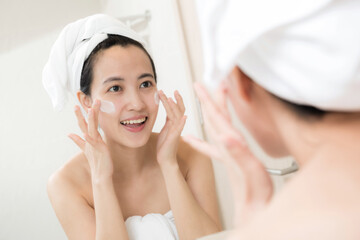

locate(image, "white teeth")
[[121, 117, 146, 125]]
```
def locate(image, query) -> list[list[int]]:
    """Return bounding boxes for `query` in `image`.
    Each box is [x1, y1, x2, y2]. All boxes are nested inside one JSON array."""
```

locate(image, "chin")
[[121, 133, 151, 148]]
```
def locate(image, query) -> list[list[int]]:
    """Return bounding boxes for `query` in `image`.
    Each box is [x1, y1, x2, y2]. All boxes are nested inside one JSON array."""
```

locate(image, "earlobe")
[[76, 91, 92, 112], [227, 66, 253, 103]]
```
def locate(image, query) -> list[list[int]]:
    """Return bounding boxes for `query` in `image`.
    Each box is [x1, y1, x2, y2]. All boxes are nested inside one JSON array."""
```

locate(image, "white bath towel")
[[42, 14, 147, 111], [125, 211, 179, 240], [196, 0, 360, 111]]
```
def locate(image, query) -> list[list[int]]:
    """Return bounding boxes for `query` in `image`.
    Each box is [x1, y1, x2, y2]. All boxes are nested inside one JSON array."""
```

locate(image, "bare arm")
[[47, 169, 128, 240], [47, 172, 96, 240], [49, 99, 129, 240], [160, 146, 222, 240], [157, 90, 221, 240]]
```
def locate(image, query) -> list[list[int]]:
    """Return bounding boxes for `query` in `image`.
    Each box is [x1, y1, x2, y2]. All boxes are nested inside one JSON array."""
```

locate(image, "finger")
[[84, 133, 97, 146], [195, 83, 243, 141], [166, 115, 187, 141], [182, 135, 221, 159], [194, 83, 227, 124], [88, 100, 101, 138], [225, 137, 256, 169], [176, 115, 187, 133], [92, 99, 100, 129], [225, 137, 273, 202], [194, 83, 227, 130], [174, 90, 185, 114], [68, 133, 86, 150], [216, 81, 231, 121], [74, 106, 88, 134], [159, 90, 176, 119], [168, 97, 182, 119]]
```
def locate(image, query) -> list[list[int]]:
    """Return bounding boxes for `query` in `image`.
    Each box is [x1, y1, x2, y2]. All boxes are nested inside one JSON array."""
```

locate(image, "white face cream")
[[100, 100, 115, 114], [154, 91, 159, 105]]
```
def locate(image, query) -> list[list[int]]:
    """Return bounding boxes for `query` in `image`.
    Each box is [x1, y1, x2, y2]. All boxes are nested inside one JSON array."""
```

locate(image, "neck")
[[275, 110, 360, 167], [105, 134, 157, 179]]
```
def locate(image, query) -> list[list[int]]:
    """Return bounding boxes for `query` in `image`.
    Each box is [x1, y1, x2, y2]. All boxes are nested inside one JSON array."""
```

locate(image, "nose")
[[125, 89, 145, 111]]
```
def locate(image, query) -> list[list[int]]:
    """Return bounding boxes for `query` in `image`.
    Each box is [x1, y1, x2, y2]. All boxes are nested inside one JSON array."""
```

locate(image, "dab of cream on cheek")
[[100, 100, 116, 114], [154, 91, 159, 105]]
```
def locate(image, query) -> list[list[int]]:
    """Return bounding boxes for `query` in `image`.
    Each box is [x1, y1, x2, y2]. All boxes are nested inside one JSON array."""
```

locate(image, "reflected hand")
[[183, 82, 273, 226], [156, 90, 187, 167], [68, 99, 114, 182]]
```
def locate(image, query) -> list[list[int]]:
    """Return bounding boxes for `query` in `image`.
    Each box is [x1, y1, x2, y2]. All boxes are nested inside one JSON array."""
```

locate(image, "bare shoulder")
[[47, 153, 96, 238], [47, 152, 91, 204], [177, 136, 214, 180], [149, 133, 213, 178]]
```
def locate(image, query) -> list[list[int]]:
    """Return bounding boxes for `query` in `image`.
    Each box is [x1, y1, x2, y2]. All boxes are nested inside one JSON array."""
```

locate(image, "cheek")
[[147, 94, 159, 113], [154, 91, 160, 105], [98, 112, 114, 132], [142, 90, 159, 109]]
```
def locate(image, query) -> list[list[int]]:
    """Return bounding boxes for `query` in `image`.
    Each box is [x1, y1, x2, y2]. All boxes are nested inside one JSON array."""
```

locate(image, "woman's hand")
[[156, 90, 187, 168], [68, 99, 114, 183], [183, 82, 273, 226]]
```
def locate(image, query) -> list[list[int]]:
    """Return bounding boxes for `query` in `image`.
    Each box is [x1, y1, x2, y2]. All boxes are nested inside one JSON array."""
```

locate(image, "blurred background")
[[0, 0, 294, 239]]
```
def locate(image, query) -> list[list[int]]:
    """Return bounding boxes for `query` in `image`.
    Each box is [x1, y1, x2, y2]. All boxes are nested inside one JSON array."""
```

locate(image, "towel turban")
[[196, 0, 360, 111], [43, 14, 147, 111]]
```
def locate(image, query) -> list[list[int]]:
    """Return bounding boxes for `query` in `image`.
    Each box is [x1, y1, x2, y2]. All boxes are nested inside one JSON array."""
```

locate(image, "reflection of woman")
[[186, 0, 360, 239], [43, 14, 221, 240]]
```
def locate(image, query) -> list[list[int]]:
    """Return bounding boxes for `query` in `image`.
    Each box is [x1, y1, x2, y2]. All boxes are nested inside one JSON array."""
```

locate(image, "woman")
[[43, 14, 221, 240], [185, 0, 360, 239]]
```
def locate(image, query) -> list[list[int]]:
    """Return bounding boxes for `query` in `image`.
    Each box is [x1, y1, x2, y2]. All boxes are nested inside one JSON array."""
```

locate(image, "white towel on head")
[[42, 14, 148, 111], [196, 0, 360, 111]]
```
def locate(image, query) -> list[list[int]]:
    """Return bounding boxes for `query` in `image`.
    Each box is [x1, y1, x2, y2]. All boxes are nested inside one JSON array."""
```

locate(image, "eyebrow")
[[103, 77, 124, 85], [103, 73, 154, 85], [138, 73, 154, 80]]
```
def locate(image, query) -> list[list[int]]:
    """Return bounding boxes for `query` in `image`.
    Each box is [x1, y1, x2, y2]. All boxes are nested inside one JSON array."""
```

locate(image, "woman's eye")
[[109, 85, 121, 92], [140, 81, 153, 88]]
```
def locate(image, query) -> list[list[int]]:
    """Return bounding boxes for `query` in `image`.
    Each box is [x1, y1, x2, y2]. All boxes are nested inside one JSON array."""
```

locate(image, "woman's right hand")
[[68, 99, 114, 183], [183, 83, 273, 227]]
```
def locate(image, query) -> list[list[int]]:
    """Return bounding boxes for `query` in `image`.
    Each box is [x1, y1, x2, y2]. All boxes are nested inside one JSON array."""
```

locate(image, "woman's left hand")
[[156, 90, 187, 168]]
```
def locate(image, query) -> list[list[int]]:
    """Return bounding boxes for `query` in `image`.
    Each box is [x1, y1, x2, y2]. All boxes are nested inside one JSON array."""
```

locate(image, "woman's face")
[[89, 45, 158, 148]]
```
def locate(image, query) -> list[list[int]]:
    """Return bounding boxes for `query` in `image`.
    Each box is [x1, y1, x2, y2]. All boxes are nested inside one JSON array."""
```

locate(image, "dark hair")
[[80, 34, 157, 95], [275, 95, 326, 119]]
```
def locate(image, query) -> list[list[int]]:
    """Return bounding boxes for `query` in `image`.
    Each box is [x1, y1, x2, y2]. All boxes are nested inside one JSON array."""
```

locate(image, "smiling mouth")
[[120, 117, 148, 127]]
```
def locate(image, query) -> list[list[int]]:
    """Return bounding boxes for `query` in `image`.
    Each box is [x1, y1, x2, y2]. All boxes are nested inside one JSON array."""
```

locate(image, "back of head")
[[196, 0, 360, 113]]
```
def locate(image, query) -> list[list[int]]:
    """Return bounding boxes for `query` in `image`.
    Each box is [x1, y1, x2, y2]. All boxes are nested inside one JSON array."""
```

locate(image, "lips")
[[120, 116, 148, 133]]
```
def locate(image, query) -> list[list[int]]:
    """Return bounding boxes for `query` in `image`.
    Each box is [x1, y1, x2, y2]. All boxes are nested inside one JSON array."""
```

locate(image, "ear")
[[226, 66, 253, 103], [76, 91, 92, 113]]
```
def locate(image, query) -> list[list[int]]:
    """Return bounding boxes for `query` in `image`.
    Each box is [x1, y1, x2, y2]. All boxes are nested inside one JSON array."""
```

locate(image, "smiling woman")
[[77, 35, 159, 148], [42, 14, 221, 240]]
